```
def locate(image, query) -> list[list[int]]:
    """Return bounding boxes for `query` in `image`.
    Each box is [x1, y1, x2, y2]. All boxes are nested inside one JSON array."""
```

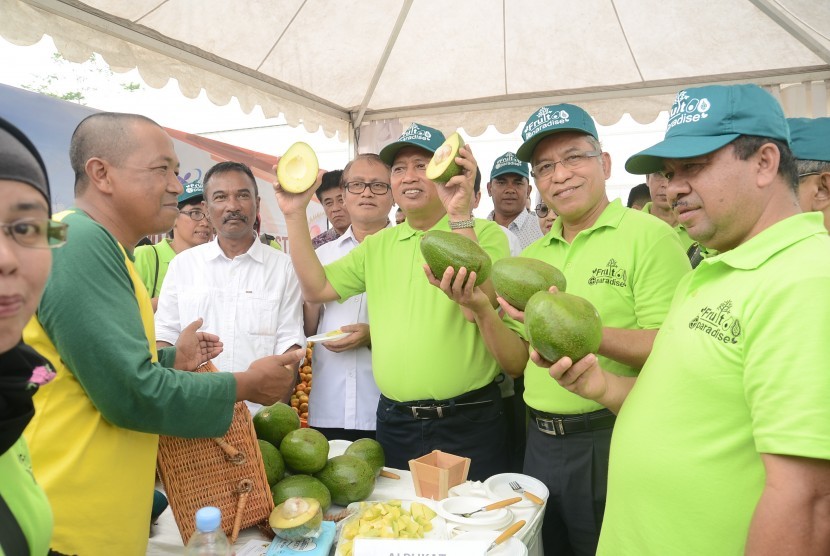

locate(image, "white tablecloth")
[[147, 442, 545, 555]]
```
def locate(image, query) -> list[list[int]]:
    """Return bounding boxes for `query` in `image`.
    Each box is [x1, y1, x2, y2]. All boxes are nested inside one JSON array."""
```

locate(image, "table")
[[147, 442, 545, 555]]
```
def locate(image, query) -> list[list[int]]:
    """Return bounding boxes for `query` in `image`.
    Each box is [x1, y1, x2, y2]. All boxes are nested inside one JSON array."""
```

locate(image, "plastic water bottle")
[[184, 506, 232, 555]]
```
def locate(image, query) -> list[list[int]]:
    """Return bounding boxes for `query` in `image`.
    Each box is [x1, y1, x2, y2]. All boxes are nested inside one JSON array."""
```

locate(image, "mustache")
[[223, 212, 248, 224]]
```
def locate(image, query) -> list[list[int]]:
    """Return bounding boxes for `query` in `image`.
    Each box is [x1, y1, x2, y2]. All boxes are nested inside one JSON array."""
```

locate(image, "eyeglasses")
[[531, 151, 602, 180], [535, 204, 555, 218], [1, 218, 68, 249], [179, 210, 206, 221], [798, 172, 820, 180], [344, 181, 391, 194]]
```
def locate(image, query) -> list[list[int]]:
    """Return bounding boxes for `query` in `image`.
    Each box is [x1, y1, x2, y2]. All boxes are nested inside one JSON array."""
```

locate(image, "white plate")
[[435, 496, 514, 529], [307, 329, 351, 343], [483, 473, 549, 509], [328, 439, 351, 457], [453, 530, 528, 556]]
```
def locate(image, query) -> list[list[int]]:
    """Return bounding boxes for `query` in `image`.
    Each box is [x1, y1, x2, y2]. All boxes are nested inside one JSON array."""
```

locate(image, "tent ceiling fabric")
[[4, 0, 830, 139]]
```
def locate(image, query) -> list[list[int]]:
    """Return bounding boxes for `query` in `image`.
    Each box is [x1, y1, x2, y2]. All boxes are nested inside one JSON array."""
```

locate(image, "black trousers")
[[375, 381, 509, 481], [523, 419, 612, 556]]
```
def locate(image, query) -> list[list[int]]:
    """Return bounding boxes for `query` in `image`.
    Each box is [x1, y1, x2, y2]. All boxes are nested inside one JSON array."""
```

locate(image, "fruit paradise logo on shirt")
[[588, 258, 627, 288], [666, 90, 711, 133], [688, 299, 742, 344], [399, 123, 432, 143], [525, 106, 570, 138]]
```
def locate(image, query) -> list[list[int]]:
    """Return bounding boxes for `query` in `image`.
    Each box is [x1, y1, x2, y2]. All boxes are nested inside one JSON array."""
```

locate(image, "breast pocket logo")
[[588, 258, 627, 288], [688, 300, 742, 344]]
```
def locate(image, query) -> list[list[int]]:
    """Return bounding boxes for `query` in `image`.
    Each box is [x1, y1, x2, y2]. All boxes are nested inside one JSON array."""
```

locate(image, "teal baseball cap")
[[516, 104, 598, 162], [626, 84, 790, 175], [490, 152, 529, 180], [379, 123, 446, 165], [788, 117, 830, 162], [178, 180, 204, 206]]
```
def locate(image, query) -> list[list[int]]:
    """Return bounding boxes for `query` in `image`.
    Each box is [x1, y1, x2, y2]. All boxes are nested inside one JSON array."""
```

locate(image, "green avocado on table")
[[491, 257, 567, 311], [524, 290, 602, 363], [420, 230, 491, 287]]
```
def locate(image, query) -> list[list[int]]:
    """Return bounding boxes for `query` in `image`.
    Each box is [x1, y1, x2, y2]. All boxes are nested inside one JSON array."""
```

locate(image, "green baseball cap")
[[379, 123, 446, 165], [626, 84, 790, 175], [516, 104, 598, 162], [178, 180, 204, 205], [490, 152, 529, 180], [788, 117, 830, 162]]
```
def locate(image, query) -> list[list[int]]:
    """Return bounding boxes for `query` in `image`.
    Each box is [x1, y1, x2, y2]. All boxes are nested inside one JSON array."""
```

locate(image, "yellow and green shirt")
[[23, 209, 237, 556]]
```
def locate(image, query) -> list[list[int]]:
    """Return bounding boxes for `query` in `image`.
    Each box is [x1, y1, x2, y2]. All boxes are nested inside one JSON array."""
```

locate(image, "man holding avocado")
[[546, 84, 830, 555], [501, 103, 690, 556], [275, 124, 512, 480]]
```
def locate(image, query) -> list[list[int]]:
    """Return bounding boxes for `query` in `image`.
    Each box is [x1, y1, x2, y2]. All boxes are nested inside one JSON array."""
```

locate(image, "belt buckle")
[[536, 416, 565, 436], [411, 405, 443, 419]]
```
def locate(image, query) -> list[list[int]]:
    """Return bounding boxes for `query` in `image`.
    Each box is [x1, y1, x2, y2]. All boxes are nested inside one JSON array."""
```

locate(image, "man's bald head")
[[70, 112, 162, 194]]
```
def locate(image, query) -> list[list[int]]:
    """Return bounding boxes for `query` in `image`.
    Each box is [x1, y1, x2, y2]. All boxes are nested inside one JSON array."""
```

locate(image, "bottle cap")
[[195, 506, 222, 532]]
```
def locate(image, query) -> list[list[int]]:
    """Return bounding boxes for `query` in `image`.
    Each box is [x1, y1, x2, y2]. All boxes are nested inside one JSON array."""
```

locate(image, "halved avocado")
[[426, 132, 464, 183], [277, 142, 319, 193], [269, 496, 322, 541]]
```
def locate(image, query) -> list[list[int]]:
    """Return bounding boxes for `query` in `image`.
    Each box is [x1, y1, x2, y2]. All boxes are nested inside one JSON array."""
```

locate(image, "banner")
[[0, 83, 327, 251]]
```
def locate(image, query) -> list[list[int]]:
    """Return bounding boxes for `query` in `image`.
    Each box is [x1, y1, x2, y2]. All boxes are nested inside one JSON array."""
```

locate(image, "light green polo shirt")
[[513, 199, 690, 414], [133, 239, 177, 297], [599, 212, 830, 555], [324, 215, 510, 401], [642, 202, 695, 250]]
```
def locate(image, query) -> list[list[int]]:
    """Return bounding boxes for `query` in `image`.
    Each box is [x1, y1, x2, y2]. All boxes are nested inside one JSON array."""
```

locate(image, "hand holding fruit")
[[272, 142, 325, 218], [535, 350, 609, 403], [322, 323, 370, 353]]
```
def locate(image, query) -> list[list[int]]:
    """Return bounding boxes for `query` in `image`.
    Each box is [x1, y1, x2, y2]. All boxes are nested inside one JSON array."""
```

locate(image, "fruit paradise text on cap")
[[516, 104, 599, 162], [379, 123, 446, 165], [178, 180, 204, 204], [788, 117, 830, 162], [625, 84, 791, 175], [490, 152, 529, 180]]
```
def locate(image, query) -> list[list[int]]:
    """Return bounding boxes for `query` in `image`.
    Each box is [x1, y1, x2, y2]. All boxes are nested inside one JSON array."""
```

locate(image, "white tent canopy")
[[4, 0, 829, 149]]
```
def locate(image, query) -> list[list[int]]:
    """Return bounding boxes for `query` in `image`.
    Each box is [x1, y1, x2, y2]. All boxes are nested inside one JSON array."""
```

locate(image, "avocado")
[[314, 454, 376, 506], [344, 438, 385, 478], [279, 428, 329, 474], [425, 132, 464, 183], [491, 257, 567, 311], [271, 474, 332, 512], [524, 290, 602, 363], [276, 141, 319, 193], [269, 497, 322, 541], [253, 402, 300, 447], [258, 439, 285, 487], [420, 230, 491, 287]]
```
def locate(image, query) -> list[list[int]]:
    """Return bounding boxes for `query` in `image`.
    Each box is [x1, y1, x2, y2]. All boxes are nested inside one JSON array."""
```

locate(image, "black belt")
[[384, 383, 496, 420], [529, 407, 616, 436]]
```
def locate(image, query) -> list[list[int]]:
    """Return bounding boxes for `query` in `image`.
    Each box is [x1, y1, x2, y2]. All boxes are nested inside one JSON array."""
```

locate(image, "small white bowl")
[[435, 496, 513, 529]]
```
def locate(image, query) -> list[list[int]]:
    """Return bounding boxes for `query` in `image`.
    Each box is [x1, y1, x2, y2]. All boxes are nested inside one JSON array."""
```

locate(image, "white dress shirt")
[[155, 239, 305, 411], [309, 225, 385, 431]]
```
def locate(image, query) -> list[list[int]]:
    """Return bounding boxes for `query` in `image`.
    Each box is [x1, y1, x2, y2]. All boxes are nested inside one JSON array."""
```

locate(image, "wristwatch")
[[449, 218, 475, 230]]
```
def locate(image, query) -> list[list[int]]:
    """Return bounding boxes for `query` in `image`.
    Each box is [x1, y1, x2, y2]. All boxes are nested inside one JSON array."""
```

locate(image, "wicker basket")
[[157, 362, 274, 543]]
